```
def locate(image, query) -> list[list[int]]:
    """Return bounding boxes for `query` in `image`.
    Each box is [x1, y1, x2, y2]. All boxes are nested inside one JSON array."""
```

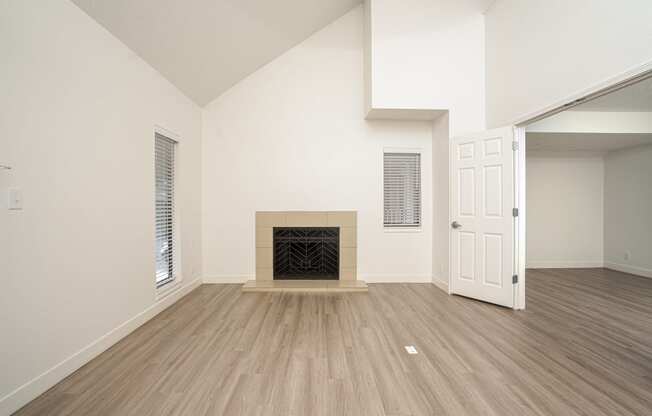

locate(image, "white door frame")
[[506, 61, 652, 310]]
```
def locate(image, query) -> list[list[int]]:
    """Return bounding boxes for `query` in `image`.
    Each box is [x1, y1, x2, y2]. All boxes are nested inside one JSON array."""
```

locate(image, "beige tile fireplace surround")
[[255, 211, 357, 281]]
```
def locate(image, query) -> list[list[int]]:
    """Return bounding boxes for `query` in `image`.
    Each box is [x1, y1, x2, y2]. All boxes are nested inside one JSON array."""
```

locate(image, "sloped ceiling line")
[[72, 0, 361, 106]]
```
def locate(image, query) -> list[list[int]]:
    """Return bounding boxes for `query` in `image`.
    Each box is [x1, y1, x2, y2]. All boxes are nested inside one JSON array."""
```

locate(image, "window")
[[155, 133, 176, 287], [384, 152, 421, 228]]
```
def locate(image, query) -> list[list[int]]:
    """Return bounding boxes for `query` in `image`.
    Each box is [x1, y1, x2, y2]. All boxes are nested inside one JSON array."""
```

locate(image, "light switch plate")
[[8, 188, 22, 210]]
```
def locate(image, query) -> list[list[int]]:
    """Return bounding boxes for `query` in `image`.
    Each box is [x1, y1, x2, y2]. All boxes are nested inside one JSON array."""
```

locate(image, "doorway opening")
[[448, 64, 652, 310], [518, 73, 652, 308]]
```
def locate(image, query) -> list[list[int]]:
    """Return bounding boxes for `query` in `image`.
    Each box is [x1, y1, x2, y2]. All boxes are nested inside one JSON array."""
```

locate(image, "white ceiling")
[[526, 133, 652, 154], [571, 76, 652, 112], [72, 0, 361, 106]]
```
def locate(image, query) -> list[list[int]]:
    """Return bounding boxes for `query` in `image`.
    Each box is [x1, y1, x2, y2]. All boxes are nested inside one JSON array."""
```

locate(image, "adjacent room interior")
[[1, 1, 651, 415], [526, 78, 652, 278], [522, 78, 652, 372]]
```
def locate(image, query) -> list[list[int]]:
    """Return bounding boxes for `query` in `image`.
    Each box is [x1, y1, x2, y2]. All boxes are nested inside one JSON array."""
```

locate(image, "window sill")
[[384, 227, 422, 233], [155, 277, 183, 301]]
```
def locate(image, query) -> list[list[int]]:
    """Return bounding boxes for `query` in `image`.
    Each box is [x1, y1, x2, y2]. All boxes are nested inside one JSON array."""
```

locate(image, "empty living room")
[[2, 0, 652, 415]]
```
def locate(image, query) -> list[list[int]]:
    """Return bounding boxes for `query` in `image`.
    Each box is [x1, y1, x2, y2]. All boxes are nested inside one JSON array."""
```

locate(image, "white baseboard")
[[0, 277, 202, 416], [363, 274, 432, 283], [604, 262, 652, 279], [432, 279, 449, 293], [526, 260, 604, 269], [203, 275, 252, 284]]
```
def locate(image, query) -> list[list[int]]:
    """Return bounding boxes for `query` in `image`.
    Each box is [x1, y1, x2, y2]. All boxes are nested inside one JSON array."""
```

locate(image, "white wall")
[[202, 6, 433, 283], [526, 155, 604, 268], [365, 0, 486, 133], [432, 114, 450, 288], [486, 0, 652, 127], [0, 1, 202, 413], [364, 0, 486, 288], [604, 144, 652, 277]]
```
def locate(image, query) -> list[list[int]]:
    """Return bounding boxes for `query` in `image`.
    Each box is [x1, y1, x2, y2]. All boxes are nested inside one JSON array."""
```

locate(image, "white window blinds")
[[384, 152, 421, 227], [155, 133, 176, 287]]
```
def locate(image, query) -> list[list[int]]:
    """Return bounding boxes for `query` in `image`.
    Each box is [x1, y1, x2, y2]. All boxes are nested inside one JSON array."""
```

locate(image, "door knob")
[[451, 221, 462, 229]]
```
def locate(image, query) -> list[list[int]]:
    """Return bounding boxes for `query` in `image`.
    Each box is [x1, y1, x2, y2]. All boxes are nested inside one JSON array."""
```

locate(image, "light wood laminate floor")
[[15, 268, 652, 415]]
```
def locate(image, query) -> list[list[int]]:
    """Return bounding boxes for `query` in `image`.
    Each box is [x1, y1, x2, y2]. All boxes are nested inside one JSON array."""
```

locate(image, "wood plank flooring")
[[15, 268, 652, 415]]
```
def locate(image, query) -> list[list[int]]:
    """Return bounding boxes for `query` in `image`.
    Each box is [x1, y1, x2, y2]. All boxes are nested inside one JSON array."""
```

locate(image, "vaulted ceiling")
[[72, 0, 361, 106]]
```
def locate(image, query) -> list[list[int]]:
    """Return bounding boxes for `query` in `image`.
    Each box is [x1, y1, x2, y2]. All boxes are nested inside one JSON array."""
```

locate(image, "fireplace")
[[273, 227, 339, 280], [255, 211, 356, 281]]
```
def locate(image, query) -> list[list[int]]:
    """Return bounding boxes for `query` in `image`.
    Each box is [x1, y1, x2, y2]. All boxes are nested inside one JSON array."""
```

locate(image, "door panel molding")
[[450, 126, 516, 308]]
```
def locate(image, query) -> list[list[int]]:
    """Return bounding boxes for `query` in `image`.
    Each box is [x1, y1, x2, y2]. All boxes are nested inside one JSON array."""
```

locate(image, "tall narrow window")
[[384, 152, 421, 228], [155, 133, 176, 287]]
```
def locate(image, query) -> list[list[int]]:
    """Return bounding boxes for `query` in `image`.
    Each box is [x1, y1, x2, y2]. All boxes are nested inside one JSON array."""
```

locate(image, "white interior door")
[[450, 126, 516, 308]]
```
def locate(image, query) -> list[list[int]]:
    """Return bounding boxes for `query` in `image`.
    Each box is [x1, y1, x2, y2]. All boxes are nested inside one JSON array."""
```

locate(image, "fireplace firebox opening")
[[273, 227, 339, 280]]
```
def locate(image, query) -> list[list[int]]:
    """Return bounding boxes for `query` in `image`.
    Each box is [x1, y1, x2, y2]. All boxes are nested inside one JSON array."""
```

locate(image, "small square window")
[[384, 152, 421, 228]]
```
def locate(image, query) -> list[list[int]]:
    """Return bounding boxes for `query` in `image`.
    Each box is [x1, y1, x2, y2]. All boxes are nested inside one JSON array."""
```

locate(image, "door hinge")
[[512, 274, 518, 284], [512, 208, 519, 217], [512, 141, 519, 151]]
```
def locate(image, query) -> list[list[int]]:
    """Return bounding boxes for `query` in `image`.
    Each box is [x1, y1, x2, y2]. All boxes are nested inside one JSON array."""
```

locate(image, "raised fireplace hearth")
[[273, 227, 339, 280]]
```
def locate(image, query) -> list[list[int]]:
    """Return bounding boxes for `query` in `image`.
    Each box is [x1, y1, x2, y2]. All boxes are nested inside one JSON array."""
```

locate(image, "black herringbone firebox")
[[273, 227, 339, 280]]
